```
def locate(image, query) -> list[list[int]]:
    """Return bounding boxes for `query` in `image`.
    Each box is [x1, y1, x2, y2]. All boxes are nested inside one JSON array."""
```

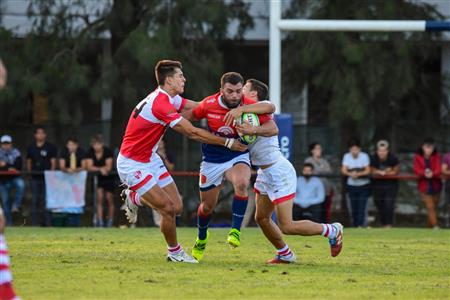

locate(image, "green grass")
[[5, 227, 450, 300]]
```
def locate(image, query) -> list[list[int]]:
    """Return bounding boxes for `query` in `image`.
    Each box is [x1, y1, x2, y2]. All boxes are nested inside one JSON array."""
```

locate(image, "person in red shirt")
[[413, 138, 442, 228], [183, 72, 275, 261], [118, 60, 246, 263]]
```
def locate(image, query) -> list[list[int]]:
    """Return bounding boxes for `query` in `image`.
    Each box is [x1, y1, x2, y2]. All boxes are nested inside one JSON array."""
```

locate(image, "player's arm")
[[224, 101, 276, 126], [236, 119, 278, 137], [181, 108, 196, 121], [172, 118, 246, 152], [181, 100, 199, 112]]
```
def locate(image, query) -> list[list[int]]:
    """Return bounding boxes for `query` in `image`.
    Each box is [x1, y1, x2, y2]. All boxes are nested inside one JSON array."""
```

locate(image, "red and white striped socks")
[[277, 244, 293, 259], [129, 190, 142, 206], [321, 223, 338, 239], [0, 234, 18, 300], [167, 244, 182, 255]]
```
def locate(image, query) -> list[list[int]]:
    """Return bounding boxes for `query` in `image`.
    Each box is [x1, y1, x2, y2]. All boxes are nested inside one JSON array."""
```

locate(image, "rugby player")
[[118, 60, 246, 263], [183, 72, 275, 261], [229, 79, 343, 263]]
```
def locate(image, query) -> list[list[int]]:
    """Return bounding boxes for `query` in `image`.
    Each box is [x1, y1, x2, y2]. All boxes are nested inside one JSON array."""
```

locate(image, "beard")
[[222, 96, 241, 109]]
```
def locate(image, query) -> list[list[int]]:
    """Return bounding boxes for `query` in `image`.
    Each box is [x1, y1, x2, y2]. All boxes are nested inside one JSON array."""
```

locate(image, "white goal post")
[[269, 1, 450, 113]]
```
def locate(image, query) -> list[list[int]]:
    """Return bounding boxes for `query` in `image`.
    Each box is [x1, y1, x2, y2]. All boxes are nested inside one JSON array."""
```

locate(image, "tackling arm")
[[172, 118, 246, 152], [224, 101, 276, 126], [236, 120, 279, 137]]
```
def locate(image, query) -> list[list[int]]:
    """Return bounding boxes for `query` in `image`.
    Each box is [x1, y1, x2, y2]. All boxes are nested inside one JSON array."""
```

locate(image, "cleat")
[[167, 250, 198, 263], [329, 223, 343, 257], [227, 228, 241, 248], [191, 231, 210, 261], [267, 253, 297, 264], [120, 189, 138, 224]]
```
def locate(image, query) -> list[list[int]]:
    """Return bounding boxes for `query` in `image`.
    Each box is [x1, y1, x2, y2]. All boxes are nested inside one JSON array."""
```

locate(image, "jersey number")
[[133, 102, 147, 119]]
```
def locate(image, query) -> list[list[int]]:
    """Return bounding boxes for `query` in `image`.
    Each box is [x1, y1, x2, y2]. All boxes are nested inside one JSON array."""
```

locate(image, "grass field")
[[4, 227, 450, 300]]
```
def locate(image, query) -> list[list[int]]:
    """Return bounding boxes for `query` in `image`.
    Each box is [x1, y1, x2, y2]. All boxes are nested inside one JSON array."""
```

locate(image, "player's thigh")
[[274, 198, 295, 226], [255, 193, 275, 221], [225, 163, 251, 189], [162, 182, 183, 212], [141, 184, 174, 214]]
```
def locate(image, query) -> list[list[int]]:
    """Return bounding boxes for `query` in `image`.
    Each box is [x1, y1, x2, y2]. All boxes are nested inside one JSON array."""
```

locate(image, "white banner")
[[44, 171, 87, 209]]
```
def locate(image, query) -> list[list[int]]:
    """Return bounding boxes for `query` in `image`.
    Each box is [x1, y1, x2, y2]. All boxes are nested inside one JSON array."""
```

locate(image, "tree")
[[283, 0, 443, 152], [0, 0, 253, 146]]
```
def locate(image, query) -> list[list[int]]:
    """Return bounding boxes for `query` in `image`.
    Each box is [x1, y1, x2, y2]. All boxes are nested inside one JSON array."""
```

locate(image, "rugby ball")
[[238, 113, 260, 144]]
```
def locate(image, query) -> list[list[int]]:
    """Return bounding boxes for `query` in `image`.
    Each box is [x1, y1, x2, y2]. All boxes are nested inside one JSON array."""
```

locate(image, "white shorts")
[[117, 153, 174, 198], [199, 153, 250, 191], [254, 157, 296, 204]]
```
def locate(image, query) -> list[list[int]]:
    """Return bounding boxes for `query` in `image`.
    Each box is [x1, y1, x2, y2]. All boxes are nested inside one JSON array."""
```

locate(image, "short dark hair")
[[33, 126, 45, 134], [348, 138, 361, 148], [303, 162, 314, 170], [66, 136, 79, 144], [90, 134, 103, 145], [221, 72, 244, 88], [155, 60, 182, 86], [246, 79, 268, 101], [423, 137, 435, 146], [308, 142, 320, 156]]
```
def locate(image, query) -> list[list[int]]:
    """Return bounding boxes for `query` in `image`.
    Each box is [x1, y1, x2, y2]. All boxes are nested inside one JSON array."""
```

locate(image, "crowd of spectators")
[[292, 138, 448, 229], [0, 129, 117, 227]]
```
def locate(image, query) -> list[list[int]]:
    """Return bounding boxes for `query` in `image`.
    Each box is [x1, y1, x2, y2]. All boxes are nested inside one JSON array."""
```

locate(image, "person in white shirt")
[[341, 138, 371, 227], [293, 163, 325, 223]]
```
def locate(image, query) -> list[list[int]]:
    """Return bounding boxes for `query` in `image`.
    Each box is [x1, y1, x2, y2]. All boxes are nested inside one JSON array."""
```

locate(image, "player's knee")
[[174, 202, 183, 215], [159, 202, 175, 218], [201, 202, 214, 215], [279, 222, 294, 235], [233, 180, 249, 195], [255, 213, 270, 226]]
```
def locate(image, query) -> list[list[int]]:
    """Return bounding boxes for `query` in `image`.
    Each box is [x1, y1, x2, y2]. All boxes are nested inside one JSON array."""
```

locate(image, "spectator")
[[341, 138, 371, 227], [55, 137, 87, 226], [370, 140, 400, 228], [293, 163, 325, 223], [413, 138, 442, 228], [441, 150, 450, 227], [0, 135, 25, 226], [59, 137, 86, 173], [86, 135, 115, 227], [26, 127, 57, 226], [304, 142, 335, 223]]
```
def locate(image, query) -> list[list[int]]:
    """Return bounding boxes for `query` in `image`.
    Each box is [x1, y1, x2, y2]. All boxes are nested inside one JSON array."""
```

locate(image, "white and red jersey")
[[119, 87, 186, 163], [192, 93, 271, 163]]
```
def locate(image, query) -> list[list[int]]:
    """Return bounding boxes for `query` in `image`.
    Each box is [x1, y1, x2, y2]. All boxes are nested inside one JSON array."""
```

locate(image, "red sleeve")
[[431, 154, 442, 177], [413, 154, 425, 177], [178, 97, 187, 112], [152, 94, 182, 126], [258, 113, 273, 124], [192, 99, 207, 120]]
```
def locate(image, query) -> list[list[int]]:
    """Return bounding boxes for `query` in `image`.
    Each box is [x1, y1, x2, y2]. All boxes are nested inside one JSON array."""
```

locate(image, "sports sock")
[[197, 203, 212, 240], [277, 244, 293, 258], [167, 243, 182, 255], [321, 223, 338, 239], [231, 195, 248, 231], [129, 190, 143, 206], [0, 234, 17, 300]]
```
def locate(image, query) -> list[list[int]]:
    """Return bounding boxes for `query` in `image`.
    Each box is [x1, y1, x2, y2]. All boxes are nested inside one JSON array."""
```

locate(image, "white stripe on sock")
[[0, 270, 12, 285]]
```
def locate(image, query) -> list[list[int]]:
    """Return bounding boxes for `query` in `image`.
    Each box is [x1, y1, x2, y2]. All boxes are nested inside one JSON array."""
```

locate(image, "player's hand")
[[224, 107, 243, 127], [236, 120, 255, 136], [230, 139, 247, 152]]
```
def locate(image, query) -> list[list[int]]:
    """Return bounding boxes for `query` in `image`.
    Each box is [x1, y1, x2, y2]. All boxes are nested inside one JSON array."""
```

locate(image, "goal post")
[[269, 1, 450, 113]]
